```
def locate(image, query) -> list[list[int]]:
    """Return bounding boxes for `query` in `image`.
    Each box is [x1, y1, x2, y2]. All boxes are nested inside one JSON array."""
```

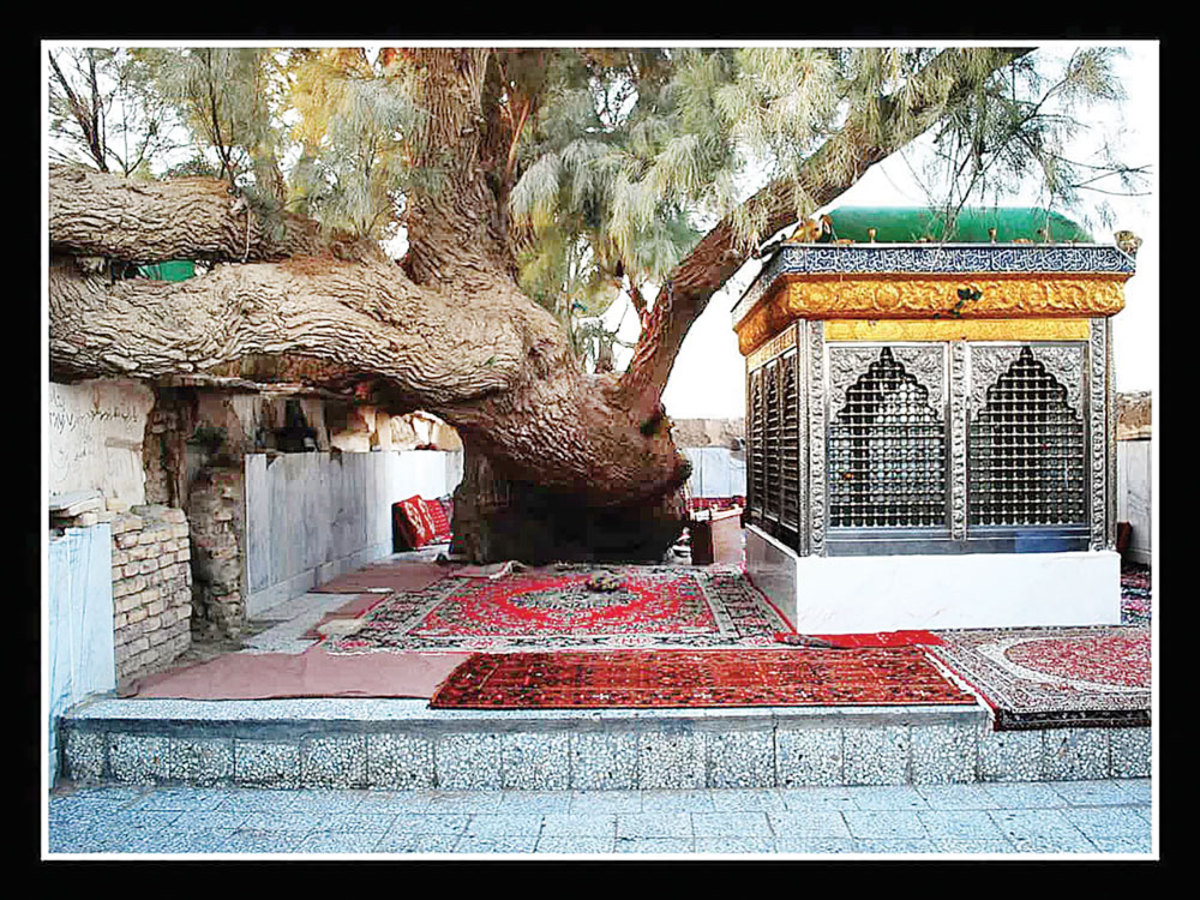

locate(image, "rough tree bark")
[[48, 47, 1030, 563]]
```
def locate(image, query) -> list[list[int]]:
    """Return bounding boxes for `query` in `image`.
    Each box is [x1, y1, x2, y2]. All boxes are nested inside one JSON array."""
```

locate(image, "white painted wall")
[[244, 449, 463, 616], [48, 525, 115, 783], [47, 380, 155, 507], [683, 448, 747, 498], [1117, 439, 1152, 565]]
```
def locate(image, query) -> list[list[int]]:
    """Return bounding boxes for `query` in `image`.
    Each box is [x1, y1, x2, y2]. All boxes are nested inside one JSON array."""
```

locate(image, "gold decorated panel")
[[735, 274, 1126, 356], [823, 318, 1091, 342], [746, 325, 797, 370]]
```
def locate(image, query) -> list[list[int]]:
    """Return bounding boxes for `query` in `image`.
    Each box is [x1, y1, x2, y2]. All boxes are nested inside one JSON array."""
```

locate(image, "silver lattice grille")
[[828, 347, 947, 528], [969, 346, 1086, 525]]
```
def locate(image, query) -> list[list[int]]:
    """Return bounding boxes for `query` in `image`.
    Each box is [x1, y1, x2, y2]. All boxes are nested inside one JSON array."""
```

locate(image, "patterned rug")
[[429, 647, 980, 709], [928, 626, 1151, 730], [1121, 563, 1152, 625], [323, 565, 792, 653]]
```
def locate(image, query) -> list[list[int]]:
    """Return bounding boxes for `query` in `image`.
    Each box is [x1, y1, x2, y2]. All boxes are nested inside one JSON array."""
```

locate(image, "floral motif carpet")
[[927, 626, 1151, 730], [429, 647, 979, 709], [322, 564, 792, 653]]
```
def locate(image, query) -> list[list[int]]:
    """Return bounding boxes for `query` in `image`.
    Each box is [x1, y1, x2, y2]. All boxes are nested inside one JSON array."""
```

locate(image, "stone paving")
[[44, 778, 1153, 857]]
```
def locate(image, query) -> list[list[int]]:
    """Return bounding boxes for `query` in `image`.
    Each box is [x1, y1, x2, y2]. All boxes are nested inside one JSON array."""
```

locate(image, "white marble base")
[[745, 526, 1121, 633]]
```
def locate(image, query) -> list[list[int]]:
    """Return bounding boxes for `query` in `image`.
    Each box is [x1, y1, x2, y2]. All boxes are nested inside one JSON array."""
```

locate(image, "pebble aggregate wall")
[[58, 701, 1151, 790]]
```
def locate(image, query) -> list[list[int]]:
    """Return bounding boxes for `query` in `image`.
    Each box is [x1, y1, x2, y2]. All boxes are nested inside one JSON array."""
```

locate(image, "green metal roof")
[[821, 207, 1093, 244]]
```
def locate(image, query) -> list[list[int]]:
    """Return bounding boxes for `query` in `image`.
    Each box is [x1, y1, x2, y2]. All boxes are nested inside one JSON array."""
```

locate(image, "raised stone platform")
[[58, 697, 1149, 791], [746, 527, 1122, 634]]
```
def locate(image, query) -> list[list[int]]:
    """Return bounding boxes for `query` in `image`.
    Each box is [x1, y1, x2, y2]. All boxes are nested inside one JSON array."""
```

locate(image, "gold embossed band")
[[823, 318, 1091, 342], [736, 274, 1126, 356]]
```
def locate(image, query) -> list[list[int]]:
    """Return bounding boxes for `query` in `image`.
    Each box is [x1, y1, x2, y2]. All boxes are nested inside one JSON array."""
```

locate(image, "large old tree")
[[48, 46, 1135, 561]]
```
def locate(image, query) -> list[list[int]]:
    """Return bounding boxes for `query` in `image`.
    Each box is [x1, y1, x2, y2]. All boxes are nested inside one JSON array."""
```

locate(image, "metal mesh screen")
[[969, 347, 1086, 526], [828, 347, 947, 528]]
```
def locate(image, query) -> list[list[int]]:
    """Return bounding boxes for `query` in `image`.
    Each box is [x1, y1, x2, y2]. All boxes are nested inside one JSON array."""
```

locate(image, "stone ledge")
[[57, 698, 1149, 791]]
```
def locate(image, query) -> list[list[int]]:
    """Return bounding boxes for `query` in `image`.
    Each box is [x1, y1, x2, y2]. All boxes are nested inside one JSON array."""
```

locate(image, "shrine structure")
[[732, 208, 1138, 632]]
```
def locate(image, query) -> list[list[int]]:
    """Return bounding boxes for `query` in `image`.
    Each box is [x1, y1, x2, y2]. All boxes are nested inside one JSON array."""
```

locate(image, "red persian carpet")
[[428, 647, 979, 709], [928, 626, 1150, 730], [323, 565, 790, 652]]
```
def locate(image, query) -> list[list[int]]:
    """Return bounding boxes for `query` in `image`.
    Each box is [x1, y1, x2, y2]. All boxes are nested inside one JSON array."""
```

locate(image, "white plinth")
[[745, 526, 1121, 634]]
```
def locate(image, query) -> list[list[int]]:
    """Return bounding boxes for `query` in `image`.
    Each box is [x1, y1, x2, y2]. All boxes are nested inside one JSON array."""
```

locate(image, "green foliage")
[[283, 49, 429, 242], [48, 44, 1145, 329], [132, 48, 287, 207], [47, 47, 182, 176], [908, 48, 1147, 237]]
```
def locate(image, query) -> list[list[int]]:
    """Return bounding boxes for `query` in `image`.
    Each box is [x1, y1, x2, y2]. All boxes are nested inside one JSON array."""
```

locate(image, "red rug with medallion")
[[928, 626, 1150, 730], [429, 647, 979, 709], [323, 564, 790, 653]]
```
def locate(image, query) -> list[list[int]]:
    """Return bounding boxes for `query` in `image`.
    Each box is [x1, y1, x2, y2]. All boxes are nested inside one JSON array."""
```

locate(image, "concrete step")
[[58, 698, 1150, 791]]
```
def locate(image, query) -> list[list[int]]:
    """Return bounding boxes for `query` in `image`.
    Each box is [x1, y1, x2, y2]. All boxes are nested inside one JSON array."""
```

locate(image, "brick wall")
[[50, 498, 194, 685], [187, 467, 246, 638], [105, 503, 193, 683]]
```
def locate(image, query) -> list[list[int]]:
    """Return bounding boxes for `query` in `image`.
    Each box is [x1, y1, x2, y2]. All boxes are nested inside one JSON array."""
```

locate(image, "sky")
[[640, 42, 1160, 419]]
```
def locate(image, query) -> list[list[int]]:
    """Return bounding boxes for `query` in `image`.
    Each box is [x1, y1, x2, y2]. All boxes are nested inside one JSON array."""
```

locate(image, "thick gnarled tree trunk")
[[48, 46, 1030, 563]]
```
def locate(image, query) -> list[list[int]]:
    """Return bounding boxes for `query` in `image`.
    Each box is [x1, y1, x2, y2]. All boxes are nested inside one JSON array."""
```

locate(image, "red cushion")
[[398, 496, 435, 548], [426, 499, 452, 541]]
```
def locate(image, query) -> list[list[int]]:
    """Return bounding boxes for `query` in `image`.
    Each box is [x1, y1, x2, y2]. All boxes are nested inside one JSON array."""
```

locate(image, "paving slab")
[[46, 777, 1152, 857]]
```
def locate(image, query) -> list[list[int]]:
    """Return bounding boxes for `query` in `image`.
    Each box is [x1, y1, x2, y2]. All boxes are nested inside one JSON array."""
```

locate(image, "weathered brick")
[[163, 508, 187, 524], [144, 615, 162, 633], [123, 562, 141, 578], [171, 523, 189, 538], [111, 549, 128, 566], [138, 529, 164, 546], [114, 612, 128, 629], [146, 598, 164, 616], [139, 558, 159, 574], [95, 510, 116, 524], [117, 593, 143, 614], [115, 532, 140, 549], [128, 636, 149, 655], [176, 548, 192, 563], [131, 504, 168, 519], [128, 607, 148, 625], [116, 514, 144, 532], [126, 543, 149, 561]]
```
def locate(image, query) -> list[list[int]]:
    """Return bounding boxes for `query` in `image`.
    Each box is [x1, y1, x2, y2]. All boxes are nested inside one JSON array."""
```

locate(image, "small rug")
[[928, 626, 1150, 730], [429, 647, 979, 709], [131, 647, 471, 700], [1121, 563, 1152, 625], [301, 593, 390, 639], [323, 564, 791, 653], [310, 560, 447, 594], [812, 630, 945, 649]]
